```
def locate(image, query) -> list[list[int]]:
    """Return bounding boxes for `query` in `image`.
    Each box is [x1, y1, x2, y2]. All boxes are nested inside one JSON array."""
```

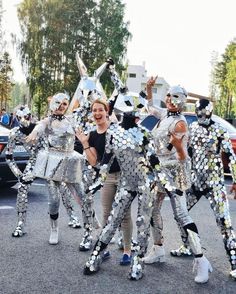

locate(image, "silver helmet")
[[166, 85, 188, 109], [16, 105, 31, 127], [49, 93, 70, 112]]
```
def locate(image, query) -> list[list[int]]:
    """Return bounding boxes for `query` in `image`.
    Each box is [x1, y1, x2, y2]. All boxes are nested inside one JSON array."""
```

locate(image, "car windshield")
[[184, 114, 197, 125]]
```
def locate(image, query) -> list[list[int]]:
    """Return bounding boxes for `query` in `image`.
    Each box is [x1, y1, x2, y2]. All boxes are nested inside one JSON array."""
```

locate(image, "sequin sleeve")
[[220, 128, 236, 182], [5, 128, 23, 178], [147, 100, 166, 119], [107, 65, 125, 93], [30, 117, 49, 137]]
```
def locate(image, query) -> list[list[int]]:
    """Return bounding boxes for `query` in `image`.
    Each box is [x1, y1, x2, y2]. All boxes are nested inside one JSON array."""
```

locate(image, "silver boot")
[[79, 231, 93, 251], [49, 219, 59, 245], [128, 255, 144, 280], [170, 244, 192, 257], [193, 256, 213, 283], [12, 220, 26, 237], [229, 269, 236, 280], [68, 215, 81, 228]]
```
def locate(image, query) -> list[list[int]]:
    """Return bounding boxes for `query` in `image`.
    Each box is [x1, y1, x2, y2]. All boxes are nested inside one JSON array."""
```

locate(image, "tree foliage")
[[212, 39, 236, 118], [17, 0, 131, 118], [0, 52, 14, 110]]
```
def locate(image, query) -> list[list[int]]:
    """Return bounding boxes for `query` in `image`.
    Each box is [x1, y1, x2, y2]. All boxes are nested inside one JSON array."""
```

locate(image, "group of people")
[[6, 57, 236, 284], [0, 108, 21, 128]]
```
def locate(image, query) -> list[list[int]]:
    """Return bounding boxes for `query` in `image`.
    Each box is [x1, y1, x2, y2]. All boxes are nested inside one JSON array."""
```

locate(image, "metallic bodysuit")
[[5, 123, 81, 237], [186, 120, 236, 273], [83, 64, 178, 280], [148, 102, 204, 256], [84, 122, 162, 280], [31, 114, 91, 231]]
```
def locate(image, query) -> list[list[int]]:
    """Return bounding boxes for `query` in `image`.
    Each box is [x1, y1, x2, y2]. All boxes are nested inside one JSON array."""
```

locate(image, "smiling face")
[[91, 101, 108, 126], [53, 99, 69, 115], [50, 93, 70, 115]]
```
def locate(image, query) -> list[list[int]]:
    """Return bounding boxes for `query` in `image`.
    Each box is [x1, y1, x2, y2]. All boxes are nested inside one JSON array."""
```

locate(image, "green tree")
[[17, 0, 131, 118], [9, 82, 29, 111], [213, 39, 236, 118], [0, 52, 14, 110]]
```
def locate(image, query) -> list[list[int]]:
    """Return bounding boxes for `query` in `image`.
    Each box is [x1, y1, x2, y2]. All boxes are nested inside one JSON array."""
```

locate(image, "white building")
[[126, 63, 169, 107]]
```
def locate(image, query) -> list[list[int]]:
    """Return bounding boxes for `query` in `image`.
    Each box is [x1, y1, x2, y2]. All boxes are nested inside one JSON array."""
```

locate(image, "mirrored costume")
[[146, 87, 212, 283], [171, 99, 236, 280], [30, 94, 90, 244], [83, 64, 178, 280], [69, 54, 109, 251], [5, 106, 81, 237]]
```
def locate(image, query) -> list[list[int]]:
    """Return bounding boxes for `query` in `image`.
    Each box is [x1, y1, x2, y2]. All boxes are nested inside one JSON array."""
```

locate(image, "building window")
[[152, 88, 157, 93], [129, 73, 136, 78]]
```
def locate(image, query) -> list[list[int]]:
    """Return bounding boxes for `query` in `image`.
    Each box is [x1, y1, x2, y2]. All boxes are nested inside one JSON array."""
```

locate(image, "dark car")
[[0, 124, 29, 187], [184, 112, 236, 173]]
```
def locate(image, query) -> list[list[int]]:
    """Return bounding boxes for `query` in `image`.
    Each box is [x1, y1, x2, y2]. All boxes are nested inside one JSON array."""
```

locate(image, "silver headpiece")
[[195, 99, 213, 125], [167, 85, 188, 109], [16, 105, 31, 127], [50, 93, 70, 112], [67, 53, 107, 113]]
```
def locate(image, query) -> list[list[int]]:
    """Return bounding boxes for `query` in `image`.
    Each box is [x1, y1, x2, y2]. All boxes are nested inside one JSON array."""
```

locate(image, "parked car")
[[0, 123, 29, 187], [184, 112, 236, 173]]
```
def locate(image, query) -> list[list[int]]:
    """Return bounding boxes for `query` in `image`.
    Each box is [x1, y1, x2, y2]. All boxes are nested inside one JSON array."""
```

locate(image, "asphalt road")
[[0, 178, 236, 294]]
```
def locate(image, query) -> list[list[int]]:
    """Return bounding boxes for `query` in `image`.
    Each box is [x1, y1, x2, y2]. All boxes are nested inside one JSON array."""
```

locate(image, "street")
[[0, 178, 236, 294]]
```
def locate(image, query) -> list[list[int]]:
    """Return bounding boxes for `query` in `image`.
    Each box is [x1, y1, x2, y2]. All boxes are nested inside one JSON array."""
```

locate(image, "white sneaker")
[[193, 256, 212, 283], [49, 220, 59, 245], [143, 245, 165, 264]]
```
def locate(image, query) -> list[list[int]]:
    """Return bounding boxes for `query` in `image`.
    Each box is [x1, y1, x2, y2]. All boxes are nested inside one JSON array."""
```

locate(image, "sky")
[[2, 0, 236, 96]]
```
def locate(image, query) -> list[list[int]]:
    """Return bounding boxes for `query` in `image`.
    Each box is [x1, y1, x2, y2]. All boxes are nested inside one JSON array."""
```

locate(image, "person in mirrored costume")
[[25, 93, 89, 245], [74, 57, 133, 264], [143, 78, 212, 283], [82, 65, 181, 281], [68, 54, 114, 251], [76, 98, 133, 265], [170, 98, 236, 280], [5, 105, 83, 238]]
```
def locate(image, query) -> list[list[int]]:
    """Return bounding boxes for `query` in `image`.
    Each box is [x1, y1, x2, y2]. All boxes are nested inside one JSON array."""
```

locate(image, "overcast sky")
[[2, 0, 236, 96]]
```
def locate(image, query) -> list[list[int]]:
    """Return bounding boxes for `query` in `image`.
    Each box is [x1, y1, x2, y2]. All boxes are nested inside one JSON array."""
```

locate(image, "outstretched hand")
[[75, 127, 89, 147], [146, 76, 158, 100], [146, 76, 158, 88]]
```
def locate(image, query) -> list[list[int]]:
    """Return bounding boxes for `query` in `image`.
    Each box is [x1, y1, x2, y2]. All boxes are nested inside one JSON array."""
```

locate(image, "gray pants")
[[101, 172, 133, 251]]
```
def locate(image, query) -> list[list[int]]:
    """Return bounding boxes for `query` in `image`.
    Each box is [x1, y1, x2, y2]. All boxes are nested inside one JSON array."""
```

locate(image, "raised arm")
[[146, 76, 166, 118]]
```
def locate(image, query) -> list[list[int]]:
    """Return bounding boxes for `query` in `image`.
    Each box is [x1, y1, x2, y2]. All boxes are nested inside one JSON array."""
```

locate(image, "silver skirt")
[[33, 149, 84, 183]]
